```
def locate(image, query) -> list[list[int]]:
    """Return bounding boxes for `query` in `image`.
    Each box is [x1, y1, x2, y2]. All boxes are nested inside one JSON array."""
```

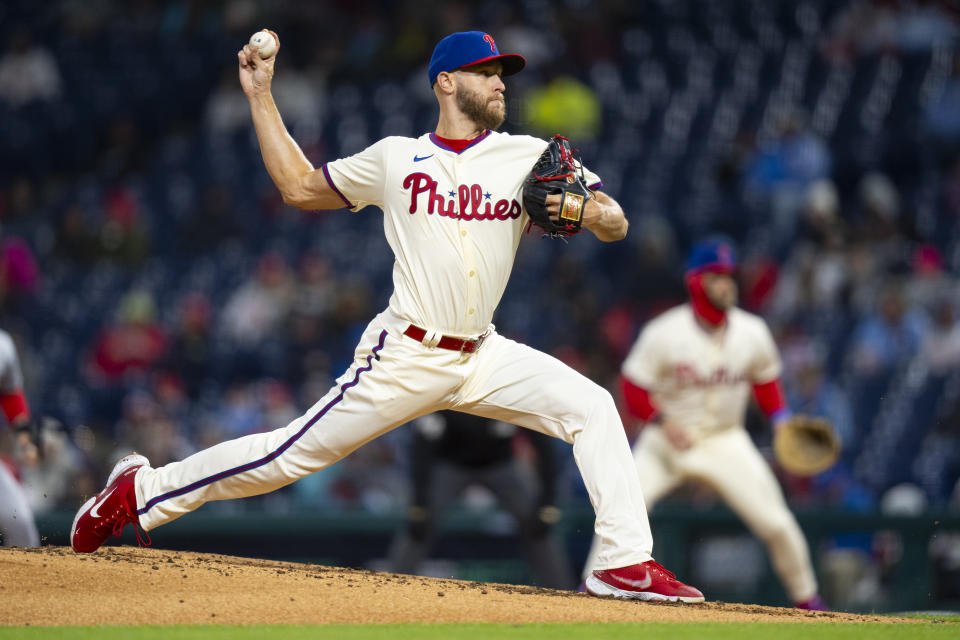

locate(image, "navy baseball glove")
[[522, 135, 593, 238]]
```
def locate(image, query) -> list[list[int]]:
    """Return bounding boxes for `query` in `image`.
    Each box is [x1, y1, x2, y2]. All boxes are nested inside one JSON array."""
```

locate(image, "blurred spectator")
[[220, 252, 295, 348], [797, 179, 846, 250], [768, 242, 848, 325], [924, 53, 960, 144], [110, 389, 193, 467], [216, 382, 263, 438], [162, 292, 214, 397], [743, 109, 833, 250], [848, 280, 929, 377], [325, 280, 374, 373], [272, 60, 326, 146], [496, 10, 556, 73], [87, 290, 168, 383], [258, 379, 298, 432], [855, 173, 901, 248], [524, 75, 602, 141], [324, 428, 406, 513], [180, 183, 246, 255], [824, 0, 958, 60], [293, 254, 336, 319], [908, 244, 953, 311], [205, 67, 252, 137], [783, 338, 856, 448], [285, 311, 331, 392], [921, 296, 960, 374], [97, 187, 151, 267], [0, 28, 62, 107], [54, 205, 100, 265], [0, 235, 40, 310]]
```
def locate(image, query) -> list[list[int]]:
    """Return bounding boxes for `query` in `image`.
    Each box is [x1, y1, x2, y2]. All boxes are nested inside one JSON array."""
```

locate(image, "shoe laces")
[[94, 500, 152, 548], [647, 560, 677, 581]]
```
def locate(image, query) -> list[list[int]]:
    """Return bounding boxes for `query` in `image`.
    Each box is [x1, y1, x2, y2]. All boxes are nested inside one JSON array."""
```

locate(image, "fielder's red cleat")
[[71, 454, 151, 553], [586, 560, 705, 603], [795, 595, 830, 611]]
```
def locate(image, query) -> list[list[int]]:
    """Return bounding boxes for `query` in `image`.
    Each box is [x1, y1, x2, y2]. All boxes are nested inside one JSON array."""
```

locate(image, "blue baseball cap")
[[428, 31, 525, 87], [686, 239, 737, 274]]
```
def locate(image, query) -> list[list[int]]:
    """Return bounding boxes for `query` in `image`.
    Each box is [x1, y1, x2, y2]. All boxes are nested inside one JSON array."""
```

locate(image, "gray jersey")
[[0, 329, 24, 396]]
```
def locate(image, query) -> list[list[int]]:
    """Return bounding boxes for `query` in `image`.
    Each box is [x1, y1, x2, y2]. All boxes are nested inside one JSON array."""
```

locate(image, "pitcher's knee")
[[584, 385, 618, 419], [561, 384, 619, 432]]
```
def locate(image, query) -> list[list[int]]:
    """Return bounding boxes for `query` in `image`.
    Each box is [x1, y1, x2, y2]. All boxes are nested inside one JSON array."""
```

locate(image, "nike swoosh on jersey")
[[616, 572, 653, 589], [413, 154, 434, 162], [89, 487, 117, 518]]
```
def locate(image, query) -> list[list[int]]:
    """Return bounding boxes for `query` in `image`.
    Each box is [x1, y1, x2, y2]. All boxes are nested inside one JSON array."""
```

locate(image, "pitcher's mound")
[[1, 546, 911, 626]]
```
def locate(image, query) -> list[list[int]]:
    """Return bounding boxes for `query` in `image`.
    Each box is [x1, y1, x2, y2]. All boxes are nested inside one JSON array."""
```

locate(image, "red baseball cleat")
[[586, 560, 705, 602], [795, 595, 830, 611], [71, 454, 151, 553]]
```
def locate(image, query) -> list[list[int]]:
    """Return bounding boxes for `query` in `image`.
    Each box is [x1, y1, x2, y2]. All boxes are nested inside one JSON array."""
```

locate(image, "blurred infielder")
[[0, 328, 40, 547], [71, 30, 703, 601], [581, 240, 828, 610]]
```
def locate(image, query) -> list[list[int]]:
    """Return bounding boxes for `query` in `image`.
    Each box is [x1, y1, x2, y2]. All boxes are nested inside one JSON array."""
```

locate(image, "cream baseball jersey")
[[323, 130, 601, 337], [622, 304, 781, 437]]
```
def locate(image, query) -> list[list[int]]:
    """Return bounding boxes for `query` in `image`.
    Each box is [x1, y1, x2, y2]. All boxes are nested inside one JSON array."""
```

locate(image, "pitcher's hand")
[[238, 29, 280, 97]]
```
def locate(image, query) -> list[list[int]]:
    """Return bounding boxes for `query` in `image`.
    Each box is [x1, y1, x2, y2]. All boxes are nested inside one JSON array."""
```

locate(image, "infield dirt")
[[0, 546, 924, 626]]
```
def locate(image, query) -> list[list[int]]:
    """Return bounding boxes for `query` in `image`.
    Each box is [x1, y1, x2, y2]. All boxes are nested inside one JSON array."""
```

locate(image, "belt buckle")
[[470, 330, 489, 354]]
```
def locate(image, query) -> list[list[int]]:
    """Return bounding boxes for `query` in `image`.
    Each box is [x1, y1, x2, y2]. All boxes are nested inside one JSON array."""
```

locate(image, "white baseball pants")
[[582, 426, 818, 602], [135, 309, 653, 570]]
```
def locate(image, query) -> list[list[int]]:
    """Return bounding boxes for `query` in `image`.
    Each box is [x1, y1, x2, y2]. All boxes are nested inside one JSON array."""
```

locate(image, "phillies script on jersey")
[[403, 172, 522, 220]]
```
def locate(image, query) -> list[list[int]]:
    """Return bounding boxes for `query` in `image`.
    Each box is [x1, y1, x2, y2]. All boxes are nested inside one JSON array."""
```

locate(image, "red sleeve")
[[752, 378, 790, 421], [0, 389, 30, 425], [620, 375, 660, 421]]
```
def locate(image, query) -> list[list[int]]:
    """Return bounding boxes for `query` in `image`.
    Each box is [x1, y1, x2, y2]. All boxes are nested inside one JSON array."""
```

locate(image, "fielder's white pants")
[[581, 426, 818, 602], [136, 309, 653, 570]]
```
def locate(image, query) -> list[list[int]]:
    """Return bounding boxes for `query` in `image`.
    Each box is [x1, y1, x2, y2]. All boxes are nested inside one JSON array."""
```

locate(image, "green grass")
[[895, 613, 960, 623], [1, 623, 956, 640]]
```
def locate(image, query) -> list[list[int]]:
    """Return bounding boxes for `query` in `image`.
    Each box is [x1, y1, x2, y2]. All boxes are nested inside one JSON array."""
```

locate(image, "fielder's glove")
[[14, 418, 46, 462], [773, 415, 840, 476], [522, 135, 593, 238]]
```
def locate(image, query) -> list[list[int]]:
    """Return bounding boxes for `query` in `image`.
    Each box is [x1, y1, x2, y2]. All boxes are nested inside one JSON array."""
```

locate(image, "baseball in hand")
[[249, 30, 277, 59]]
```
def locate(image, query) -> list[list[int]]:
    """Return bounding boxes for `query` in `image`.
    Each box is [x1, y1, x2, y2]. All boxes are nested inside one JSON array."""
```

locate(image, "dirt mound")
[[0, 546, 918, 626]]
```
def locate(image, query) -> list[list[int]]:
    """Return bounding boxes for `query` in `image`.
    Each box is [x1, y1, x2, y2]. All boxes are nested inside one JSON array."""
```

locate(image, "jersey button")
[[461, 230, 467, 237], [468, 270, 475, 277], [468, 308, 475, 315]]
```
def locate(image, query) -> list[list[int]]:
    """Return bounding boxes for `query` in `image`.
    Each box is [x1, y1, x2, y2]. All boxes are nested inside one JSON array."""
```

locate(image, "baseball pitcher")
[[581, 239, 829, 610], [71, 30, 703, 602]]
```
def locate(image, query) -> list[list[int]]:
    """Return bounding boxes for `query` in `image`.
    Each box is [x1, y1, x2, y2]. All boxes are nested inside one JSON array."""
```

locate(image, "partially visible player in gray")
[[0, 328, 39, 546]]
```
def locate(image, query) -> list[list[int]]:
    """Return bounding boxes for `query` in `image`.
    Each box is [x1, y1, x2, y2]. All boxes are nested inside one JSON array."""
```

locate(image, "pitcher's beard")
[[457, 88, 505, 131]]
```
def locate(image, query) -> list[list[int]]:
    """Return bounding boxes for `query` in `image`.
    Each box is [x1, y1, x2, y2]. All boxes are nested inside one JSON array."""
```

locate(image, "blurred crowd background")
[[2, 0, 960, 606]]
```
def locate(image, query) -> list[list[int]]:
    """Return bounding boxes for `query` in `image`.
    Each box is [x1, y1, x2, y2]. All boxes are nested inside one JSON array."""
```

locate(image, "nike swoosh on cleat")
[[413, 154, 433, 162], [89, 487, 117, 518], [616, 573, 652, 589]]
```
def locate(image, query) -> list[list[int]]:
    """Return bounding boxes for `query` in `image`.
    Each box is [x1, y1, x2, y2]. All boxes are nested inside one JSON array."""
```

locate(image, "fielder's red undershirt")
[[0, 390, 29, 424], [620, 376, 788, 424]]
